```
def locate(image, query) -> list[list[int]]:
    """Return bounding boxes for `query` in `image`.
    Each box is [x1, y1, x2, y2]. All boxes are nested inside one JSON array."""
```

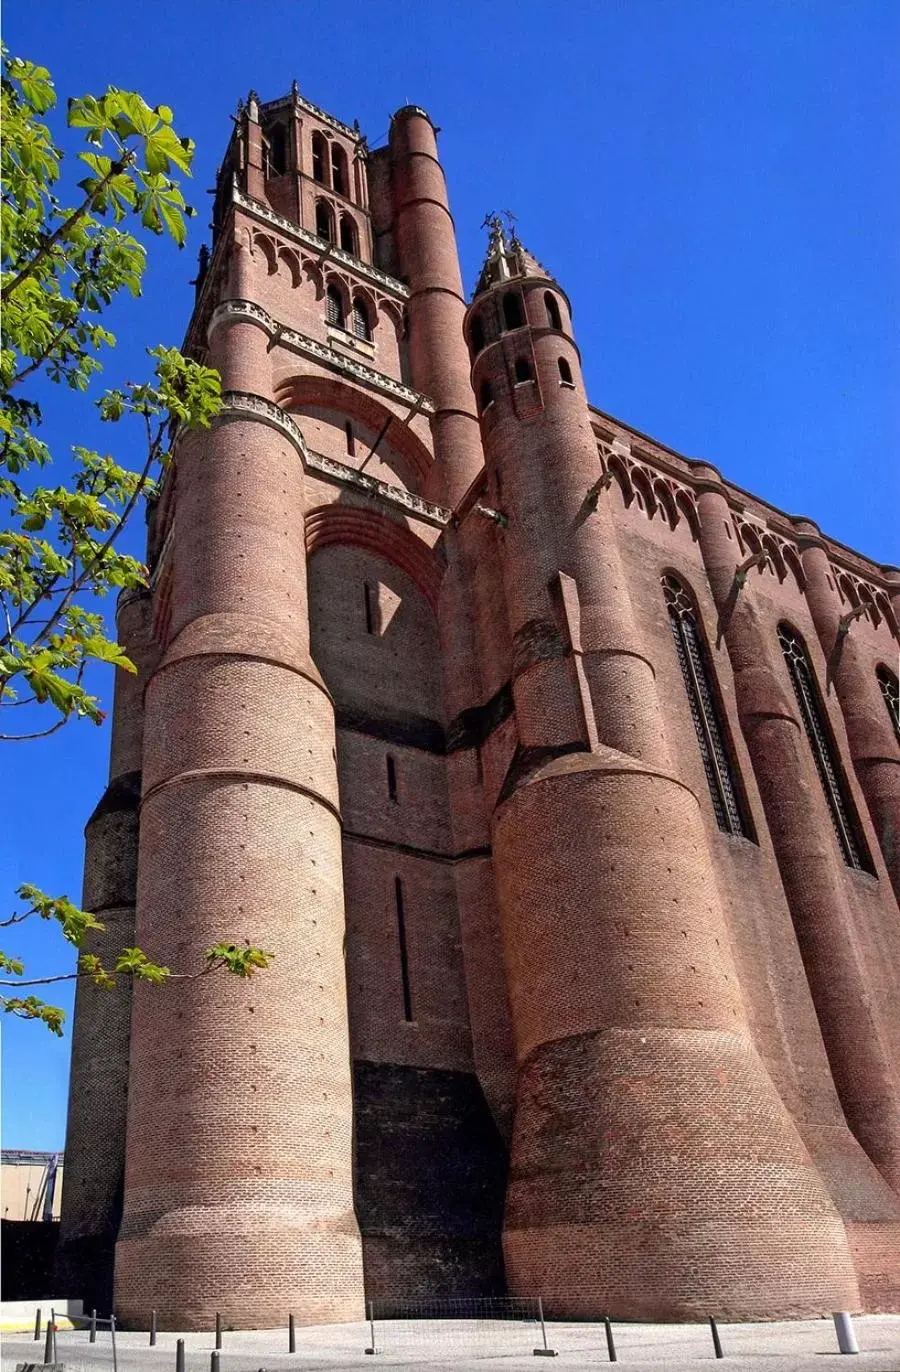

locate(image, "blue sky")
[[2, 0, 898, 1149]]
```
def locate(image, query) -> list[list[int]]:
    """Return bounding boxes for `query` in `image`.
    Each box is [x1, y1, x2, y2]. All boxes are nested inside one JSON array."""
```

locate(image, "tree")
[[0, 51, 271, 1032]]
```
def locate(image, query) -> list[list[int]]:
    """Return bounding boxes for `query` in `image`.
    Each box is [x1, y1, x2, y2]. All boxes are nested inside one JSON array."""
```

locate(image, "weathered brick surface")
[[62, 88, 900, 1328]]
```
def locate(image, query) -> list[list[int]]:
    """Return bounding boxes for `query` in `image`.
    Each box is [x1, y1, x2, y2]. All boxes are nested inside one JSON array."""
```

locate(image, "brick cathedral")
[[56, 87, 900, 1329]]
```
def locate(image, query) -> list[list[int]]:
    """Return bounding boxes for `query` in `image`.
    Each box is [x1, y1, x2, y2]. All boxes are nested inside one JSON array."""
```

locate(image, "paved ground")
[[5, 1316, 900, 1372]]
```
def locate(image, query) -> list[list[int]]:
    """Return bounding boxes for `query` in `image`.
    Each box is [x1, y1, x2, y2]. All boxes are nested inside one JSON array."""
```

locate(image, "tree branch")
[[1, 158, 129, 302]]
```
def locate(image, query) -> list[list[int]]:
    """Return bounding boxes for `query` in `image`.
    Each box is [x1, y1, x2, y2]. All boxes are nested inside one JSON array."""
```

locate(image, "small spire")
[[474, 211, 556, 297]]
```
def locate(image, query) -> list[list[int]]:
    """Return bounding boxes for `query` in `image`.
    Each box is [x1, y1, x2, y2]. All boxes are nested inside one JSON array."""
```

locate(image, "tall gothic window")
[[326, 284, 344, 327], [352, 296, 371, 340], [315, 200, 334, 243], [545, 292, 562, 330], [876, 663, 900, 745], [331, 144, 348, 196], [502, 291, 524, 330], [778, 623, 873, 871], [663, 574, 752, 839], [339, 214, 357, 255], [265, 124, 287, 178], [311, 132, 327, 184]]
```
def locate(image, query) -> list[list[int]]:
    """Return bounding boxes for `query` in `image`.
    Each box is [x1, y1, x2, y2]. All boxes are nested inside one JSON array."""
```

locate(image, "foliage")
[[0, 52, 271, 1032]]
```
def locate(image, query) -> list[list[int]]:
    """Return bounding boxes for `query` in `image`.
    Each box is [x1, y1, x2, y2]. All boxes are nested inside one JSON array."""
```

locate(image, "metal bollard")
[[50, 1309, 59, 1365], [604, 1316, 617, 1363], [288, 1313, 296, 1353], [176, 1336, 186, 1372], [211, 1352, 220, 1372], [150, 1308, 158, 1346], [532, 1297, 558, 1356], [833, 1312, 859, 1355], [365, 1300, 377, 1355], [215, 1311, 222, 1349], [34, 1309, 42, 1342], [43, 1319, 54, 1365], [710, 1316, 724, 1359], [90, 1309, 97, 1343], [111, 1312, 119, 1372]]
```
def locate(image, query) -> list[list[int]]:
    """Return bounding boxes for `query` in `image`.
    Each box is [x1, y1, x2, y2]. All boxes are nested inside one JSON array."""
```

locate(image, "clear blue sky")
[[2, 0, 898, 1149]]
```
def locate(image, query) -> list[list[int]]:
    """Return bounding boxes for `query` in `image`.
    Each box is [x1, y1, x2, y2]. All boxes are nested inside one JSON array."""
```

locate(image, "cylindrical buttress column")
[[796, 520, 900, 902], [55, 591, 159, 1312], [114, 316, 364, 1329]]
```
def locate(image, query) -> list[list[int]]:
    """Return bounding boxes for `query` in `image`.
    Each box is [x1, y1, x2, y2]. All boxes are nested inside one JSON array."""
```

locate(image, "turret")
[[388, 107, 483, 507], [463, 221, 860, 1320]]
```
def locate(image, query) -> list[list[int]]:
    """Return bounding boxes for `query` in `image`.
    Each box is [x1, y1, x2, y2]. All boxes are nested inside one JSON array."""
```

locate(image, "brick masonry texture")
[[56, 88, 900, 1328]]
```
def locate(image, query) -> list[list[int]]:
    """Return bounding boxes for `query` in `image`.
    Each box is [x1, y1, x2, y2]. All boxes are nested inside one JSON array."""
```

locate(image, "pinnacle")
[[473, 212, 556, 297]]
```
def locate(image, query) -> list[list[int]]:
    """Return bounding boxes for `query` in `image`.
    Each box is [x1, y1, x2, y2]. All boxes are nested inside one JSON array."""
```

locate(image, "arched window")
[[479, 380, 494, 413], [876, 664, 900, 745], [352, 296, 371, 340], [326, 284, 344, 328], [558, 356, 574, 386], [339, 214, 357, 255], [311, 132, 327, 185], [470, 314, 485, 357], [514, 357, 532, 383], [778, 623, 872, 871], [345, 420, 355, 457], [545, 292, 562, 330], [315, 200, 334, 243], [502, 291, 524, 330], [265, 124, 287, 177], [331, 144, 348, 196], [663, 574, 752, 839]]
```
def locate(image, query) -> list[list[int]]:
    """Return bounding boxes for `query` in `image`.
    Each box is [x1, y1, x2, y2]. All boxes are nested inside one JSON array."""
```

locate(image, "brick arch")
[[276, 374, 433, 486], [305, 505, 443, 614]]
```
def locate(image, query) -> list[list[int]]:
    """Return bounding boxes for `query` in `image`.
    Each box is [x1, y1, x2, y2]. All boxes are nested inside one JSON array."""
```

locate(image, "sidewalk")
[[5, 1315, 900, 1372]]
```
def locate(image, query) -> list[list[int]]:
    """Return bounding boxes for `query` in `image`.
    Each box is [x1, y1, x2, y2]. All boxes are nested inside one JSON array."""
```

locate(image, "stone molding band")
[[141, 767, 343, 824], [215, 388, 451, 528], [208, 299, 434, 414], [233, 188, 408, 300]]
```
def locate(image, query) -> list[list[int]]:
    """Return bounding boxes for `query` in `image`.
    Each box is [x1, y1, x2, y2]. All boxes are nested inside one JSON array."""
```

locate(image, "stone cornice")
[[233, 188, 408, 300], [306, 449, 450, 527], [208, 299, 434, 415], [218, 390, 450, 528], [260, 92, 361, 145]]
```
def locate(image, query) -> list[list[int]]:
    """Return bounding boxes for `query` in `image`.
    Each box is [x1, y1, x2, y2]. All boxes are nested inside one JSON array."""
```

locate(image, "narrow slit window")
[[876, 664, 900, 745], [345, 420, 355, 457], [545, 292, 562, 330], [386, 755, 398, 802], [470, 314, 485, 357], [479, 380, 493, 414], [778, 623, 873, 871], [558, 357, 574, 385], [364, 581, 374, 634], [514, 357, 532, 383], [394, 877, 413, 1022], [663, 574, 752, 839]]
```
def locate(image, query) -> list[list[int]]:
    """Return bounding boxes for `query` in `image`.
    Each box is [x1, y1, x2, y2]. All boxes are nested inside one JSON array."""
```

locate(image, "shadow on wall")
[[1, 1221, 60, 1300]]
